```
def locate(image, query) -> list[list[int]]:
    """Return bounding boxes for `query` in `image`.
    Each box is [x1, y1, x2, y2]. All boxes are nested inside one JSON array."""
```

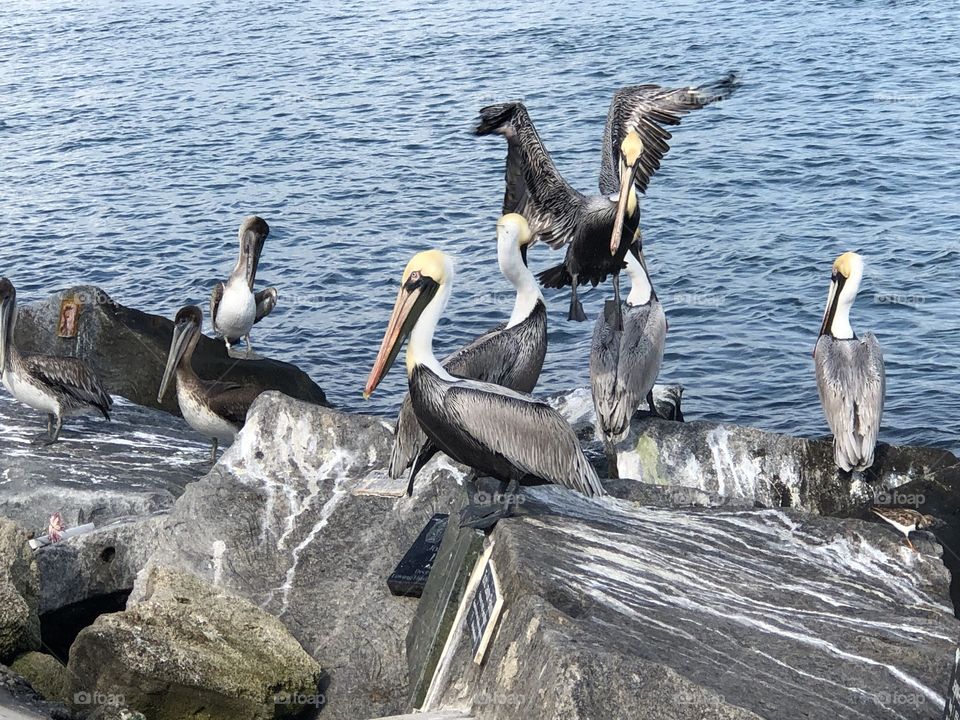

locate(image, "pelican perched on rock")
[[814, 252, 885, 473], [0, 278, 112, 443], [475, 74, 737, 327], [159, 305, 264, 462], [365, 250, 602, 528], [389, 214, 547, 494], [210, 216, 277, 356], [590, 245, 666, 477]]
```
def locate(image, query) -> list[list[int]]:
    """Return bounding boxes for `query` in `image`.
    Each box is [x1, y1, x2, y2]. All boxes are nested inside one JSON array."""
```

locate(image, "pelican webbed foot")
[[568, 279, 587, 322], [458, 478, 518, 530], [604, 442, 620, 480], [244, 336, 253, 358]]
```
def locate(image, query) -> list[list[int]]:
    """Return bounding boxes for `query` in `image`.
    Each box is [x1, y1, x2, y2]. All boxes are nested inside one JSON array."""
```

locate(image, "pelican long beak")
[[242, 231, 262, 290], [158, 321, 195, 402], [814, 274, 844, 356], [364, 279, 438, 398], [0, 299, 9, 376], [610, 161, 641, 256]]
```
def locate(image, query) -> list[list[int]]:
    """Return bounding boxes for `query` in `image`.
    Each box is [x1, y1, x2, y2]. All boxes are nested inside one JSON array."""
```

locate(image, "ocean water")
[[0, 1, 957, 453]]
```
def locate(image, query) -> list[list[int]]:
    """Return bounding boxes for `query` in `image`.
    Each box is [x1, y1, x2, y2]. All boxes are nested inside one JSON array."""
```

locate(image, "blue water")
[[0, 1, 958, 454]]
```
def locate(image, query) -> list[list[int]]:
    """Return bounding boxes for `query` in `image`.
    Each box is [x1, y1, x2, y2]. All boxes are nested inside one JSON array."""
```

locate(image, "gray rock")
[[0, 662, 75, 720], [0, 519, 41, 664], [0, 393, 208, 530], [428, 486, 958, 720], [136, 392, 468, 720], [14, 285, 327, 414], [36, 515, 165, 615], [67, 565, 323, 720], [9, 651, 70, 705]]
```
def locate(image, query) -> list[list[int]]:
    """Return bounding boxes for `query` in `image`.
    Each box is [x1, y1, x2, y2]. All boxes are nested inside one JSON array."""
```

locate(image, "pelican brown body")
[[159, 305, 265, 462], [0, 278, 112, 443]]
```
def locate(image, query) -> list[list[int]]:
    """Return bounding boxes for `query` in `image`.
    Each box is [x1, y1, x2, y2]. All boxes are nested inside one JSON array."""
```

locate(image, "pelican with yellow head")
[[365, 248, 602, 529], [814, 251, 885, 473]]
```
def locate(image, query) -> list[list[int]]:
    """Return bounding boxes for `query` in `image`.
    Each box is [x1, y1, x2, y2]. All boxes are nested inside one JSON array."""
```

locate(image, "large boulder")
[[0, 519, 41, 664], [135, 392, 467, 720], [67, 565, 323, 720], [14, 285, 328, 414], [428, 487, 959, 720], [9, 651, 70, 705]]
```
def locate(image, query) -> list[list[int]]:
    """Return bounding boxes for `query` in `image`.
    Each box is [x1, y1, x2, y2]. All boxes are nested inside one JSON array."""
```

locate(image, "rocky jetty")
[[0, 385, 958, 720]]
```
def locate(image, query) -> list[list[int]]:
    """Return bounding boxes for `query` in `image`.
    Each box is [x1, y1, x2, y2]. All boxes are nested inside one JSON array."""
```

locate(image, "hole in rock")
[[40, 589, 131, 663], [99, 546, 116, 563]]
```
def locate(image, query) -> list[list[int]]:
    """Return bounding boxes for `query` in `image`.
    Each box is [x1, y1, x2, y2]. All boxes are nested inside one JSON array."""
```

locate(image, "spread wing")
[[815, 333, 885, 471], [598, 73, 739, 196], [24, 355, 113, 419], [444, 381, 603, 496], [254, 287, 277, 324], [475, 102, 587, 249]]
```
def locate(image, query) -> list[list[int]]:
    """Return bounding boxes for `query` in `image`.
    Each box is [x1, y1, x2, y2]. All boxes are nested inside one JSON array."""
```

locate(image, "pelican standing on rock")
[[210, 216, 277, 356], [389, 214, 547, 494], [814, 252, 885, 473], [365, 250, 603, 528], [159, 305, 264, 462], [475, 74, 737, 326], [590, 245, 666, 477], [0, 278, 112, 443]]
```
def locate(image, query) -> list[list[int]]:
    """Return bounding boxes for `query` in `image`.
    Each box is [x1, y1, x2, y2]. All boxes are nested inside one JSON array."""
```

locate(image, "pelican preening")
[[0, 278, 112, 443], [814, 252, 885, 473], [159, 305, 264, 462], [590, 247, 667, 478], [475, 73, 738, 327], [365, 250, 602, 529], [388, 214, 548, 495], [210, 216, 278, 356]]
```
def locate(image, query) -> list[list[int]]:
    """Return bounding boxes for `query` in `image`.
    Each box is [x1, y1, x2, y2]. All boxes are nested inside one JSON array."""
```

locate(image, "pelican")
[[475, 73, 737, 327], [814, 252, 885, 472], [159, 305, 263, 462], [0, 278, 112, 443], [389, 214, 547, 494], [365, 250, 603, 528], [210, 216, 277, 356], [590, 245, 666, 478]]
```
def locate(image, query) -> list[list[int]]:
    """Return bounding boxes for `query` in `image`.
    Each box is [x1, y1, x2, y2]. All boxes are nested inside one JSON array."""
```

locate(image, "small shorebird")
[[814, 252, 885, 472], [210, 216, 277, 356], [870, 507, 938, 552], [365, 250, 602, 529], [475, 74, 737, 327], [388, 214, 547, 495], [159, 305, 264, 462], [590, 244, 666, 478], [0, 278, 112, 443]]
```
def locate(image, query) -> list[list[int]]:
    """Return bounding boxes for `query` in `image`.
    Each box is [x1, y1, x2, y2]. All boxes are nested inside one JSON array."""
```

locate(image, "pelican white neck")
[[497, 227, 542, 328], [827, 259, 863, 340], [624, 251, 653, 306], [405, 257, 457, 381]]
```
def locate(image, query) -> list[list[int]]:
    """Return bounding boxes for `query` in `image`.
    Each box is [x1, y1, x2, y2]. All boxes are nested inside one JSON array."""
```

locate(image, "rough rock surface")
[[8, 652, 70, 705], [0, 520, 41, 664], [135, 392, 467, 720], [14, 285, 327, 414], [431, 487, 959, 720], [67, 565, 323, 720], [0, 662, 74, 720], [0, 393, 209, 531]]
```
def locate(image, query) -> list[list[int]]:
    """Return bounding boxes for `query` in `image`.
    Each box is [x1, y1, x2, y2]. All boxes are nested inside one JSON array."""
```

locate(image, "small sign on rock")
[[466, 558, 503, 665]]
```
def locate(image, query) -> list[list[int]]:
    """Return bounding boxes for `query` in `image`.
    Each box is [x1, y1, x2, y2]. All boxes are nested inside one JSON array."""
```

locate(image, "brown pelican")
[[870, 507, 939, 552], [159, 305, 263, 462], [210, 216, 277, 356], [814, 252, 885, 472], [475, 73, 737, 327], [365, 250, 603, 528], [0, 278, 112, 443], [388, 214, 547, 494], [590, 245, 666, 477]]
